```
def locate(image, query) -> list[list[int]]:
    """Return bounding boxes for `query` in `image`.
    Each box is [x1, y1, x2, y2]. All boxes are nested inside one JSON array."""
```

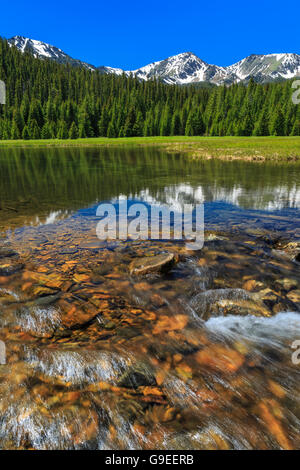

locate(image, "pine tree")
[[69, 122, 79, 139], [185, 113, 193, 136], [29, 119, 40, 139], [57, 120, 68, 139], [41, 123, 52, 139], [22, 125, 30, 140], [171, 112, 181, 136], [270, 109, 285, 136], [132, 111, 143, 137], [290, 120, 300, 136], [107, 120, 117, 138], [123, 107, 136, 137], [10, 120, 20, 139]]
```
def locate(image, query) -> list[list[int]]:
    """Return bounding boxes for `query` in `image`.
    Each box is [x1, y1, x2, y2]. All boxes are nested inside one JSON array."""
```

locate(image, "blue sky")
[[2, 0, 299, 69]]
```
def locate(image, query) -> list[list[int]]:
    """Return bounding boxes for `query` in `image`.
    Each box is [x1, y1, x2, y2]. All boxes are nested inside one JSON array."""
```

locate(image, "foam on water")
[[16, 307, 61, 336], [25, 349, 132, 385], [205, 311, 300, 348], [0, 401, 101, 450]]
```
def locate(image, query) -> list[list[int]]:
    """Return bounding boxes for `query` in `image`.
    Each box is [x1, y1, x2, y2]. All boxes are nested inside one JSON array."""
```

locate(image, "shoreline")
[[0, 136, 300, 162]]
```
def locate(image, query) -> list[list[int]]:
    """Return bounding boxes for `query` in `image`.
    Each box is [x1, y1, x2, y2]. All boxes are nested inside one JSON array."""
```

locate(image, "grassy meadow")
[[0, 136, 300, 161]]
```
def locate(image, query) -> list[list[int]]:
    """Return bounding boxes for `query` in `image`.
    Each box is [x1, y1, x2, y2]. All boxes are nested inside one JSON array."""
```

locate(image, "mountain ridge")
[[7, 36, 300, 86], [8, 36, 95, 70]]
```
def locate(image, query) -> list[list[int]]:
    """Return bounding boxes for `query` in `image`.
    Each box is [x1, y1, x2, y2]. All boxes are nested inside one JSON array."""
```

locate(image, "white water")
[[206, 311, 300, 348]]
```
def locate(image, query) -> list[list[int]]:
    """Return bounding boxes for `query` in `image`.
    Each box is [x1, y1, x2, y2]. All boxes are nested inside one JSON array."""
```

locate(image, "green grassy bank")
[[0, 136, 300, 161]]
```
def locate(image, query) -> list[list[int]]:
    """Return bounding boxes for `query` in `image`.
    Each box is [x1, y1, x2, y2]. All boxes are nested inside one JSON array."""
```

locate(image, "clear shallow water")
[[0, 146, 300, 228], [0, 147, 299, 450]]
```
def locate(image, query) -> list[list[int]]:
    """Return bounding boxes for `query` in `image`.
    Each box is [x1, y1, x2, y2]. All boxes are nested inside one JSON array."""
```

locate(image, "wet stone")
[[59, 248, 78, 255], [0, 262, 24, 276], [190, 288, 271, 320], [92, 264, 111, 276], [129, 253, 176, 276], [0, 247, 18, 259], [116, 326, 141, 339], [275, 278, 298, 291], [286, 289, 300, 305], [118, 366, 156, 388], [280, 241, 300, 262], [27, 293, 61, 307], [79, 240, 107, 251]]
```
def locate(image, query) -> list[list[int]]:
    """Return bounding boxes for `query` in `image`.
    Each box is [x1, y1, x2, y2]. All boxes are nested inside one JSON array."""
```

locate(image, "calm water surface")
[[0, 147, 299, 449]]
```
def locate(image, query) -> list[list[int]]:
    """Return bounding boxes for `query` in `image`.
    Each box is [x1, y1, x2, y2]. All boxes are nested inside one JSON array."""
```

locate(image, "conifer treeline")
[[0, 38, 299, 139]]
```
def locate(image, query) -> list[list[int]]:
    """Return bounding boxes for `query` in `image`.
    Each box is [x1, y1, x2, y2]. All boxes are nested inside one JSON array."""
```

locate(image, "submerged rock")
[[205, 232, 229, 241], [276, 241, 300, 262], [286, 289, 300, 306], [0, 262, 24, 276], [129, 253, 176, 276], [0, 288, 19, 305], [190, 288, 271, 320], [0, 247, 18, 259], [275, 278, 298, 291], [27, 293, 61, 307], [195, 344, 244, 374], [118, 365, 156, 388]]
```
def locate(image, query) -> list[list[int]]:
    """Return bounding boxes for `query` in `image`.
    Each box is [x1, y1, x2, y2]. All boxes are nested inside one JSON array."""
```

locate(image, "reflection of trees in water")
[[0, 147, 299, 216]]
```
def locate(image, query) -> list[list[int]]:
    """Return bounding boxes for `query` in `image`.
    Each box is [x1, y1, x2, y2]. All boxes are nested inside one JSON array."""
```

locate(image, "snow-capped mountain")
[[127, 52, 230, 85], [7, 36, 300, 85], [8, 36, 95, 70], [227, 53, 300, 82], [116, 52, 300, 85]]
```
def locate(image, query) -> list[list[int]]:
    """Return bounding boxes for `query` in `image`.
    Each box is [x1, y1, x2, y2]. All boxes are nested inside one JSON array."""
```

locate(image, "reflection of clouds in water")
[[31, 210, 71, 226], [44, 211, 68, 225], [131, 183, 300, 211], [5, 181, 300, 235]]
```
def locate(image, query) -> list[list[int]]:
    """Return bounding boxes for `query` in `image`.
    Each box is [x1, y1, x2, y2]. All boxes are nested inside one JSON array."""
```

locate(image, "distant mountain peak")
[[227, 53, 300, 82], [8, 35, 95, 71], [7, 36, 300, 85]]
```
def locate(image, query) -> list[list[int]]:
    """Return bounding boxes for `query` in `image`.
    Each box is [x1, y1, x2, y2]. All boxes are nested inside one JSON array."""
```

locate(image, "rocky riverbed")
[[0, 226, 299, 450]]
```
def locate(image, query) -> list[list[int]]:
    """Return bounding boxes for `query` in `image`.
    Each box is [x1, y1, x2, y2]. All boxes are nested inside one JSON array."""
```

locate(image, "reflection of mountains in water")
[[133, 182, 300, 212], [25, 181, 300, 230], [0, 147, 299, 230]]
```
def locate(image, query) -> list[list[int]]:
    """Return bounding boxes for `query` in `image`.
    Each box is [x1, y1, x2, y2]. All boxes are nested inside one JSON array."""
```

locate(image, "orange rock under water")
[[194, 344, 244, 374], [153, 314, 188, 335]]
